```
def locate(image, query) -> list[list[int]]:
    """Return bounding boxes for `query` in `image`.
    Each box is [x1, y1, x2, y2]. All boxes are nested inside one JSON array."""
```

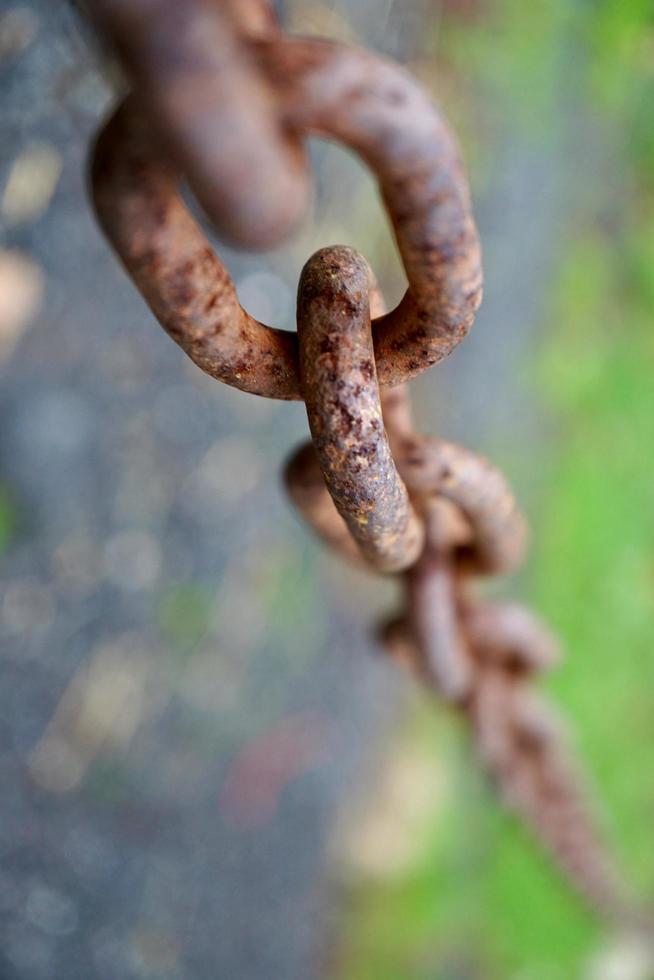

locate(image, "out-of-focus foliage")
[[335, 1, 654, 978], [0, 485, 17, 555]]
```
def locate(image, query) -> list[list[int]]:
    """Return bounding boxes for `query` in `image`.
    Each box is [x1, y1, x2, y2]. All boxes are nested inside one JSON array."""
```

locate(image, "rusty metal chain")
[[88, 0, 638, 922]]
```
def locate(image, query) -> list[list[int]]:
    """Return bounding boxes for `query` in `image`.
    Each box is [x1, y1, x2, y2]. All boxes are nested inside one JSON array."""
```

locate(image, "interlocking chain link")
[[90, 0, 481, 399], [88, 0, 639, 922]]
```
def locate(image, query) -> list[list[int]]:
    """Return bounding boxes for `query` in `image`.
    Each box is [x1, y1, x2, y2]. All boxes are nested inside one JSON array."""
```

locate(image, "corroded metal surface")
[[284, 247, 632, 919], [91, 28, 482, 399], [87, 0, 637, 928], [91, 98, 302, 399], [383, 594, 627, 915], [397, 435, 528, 574], [297, 247, 423, 573], [285, 442, 364, 568]]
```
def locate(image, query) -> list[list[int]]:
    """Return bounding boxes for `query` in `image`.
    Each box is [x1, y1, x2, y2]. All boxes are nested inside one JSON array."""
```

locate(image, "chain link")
[[88, 0, 639, 922]]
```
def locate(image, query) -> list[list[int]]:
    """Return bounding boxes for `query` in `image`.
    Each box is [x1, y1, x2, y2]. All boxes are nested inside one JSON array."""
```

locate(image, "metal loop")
[[397, 435, 528, 574], [87, 4, 632, 919], [461, 601, 560, 674], [91, 0, 308, 248], [285, 424, 527, 578], [297, 246, 423, 573], [91, 33, 482, 400], [405, 549, 472, 702], [284, 442, 365, 569]]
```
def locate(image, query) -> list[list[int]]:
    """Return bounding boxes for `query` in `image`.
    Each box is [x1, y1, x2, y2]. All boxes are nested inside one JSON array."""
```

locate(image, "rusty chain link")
[[88, 0, 640, 923]]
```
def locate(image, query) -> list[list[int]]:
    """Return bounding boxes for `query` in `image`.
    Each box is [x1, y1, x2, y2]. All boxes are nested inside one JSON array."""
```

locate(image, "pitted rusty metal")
[[283, 250, 631, 919], [297, 247, 423, 573], [382, 593, 627, 914], [397, 436, 528, 574], [285, 442, 365, 569], [259, 35, 482, 388], [91, 98, 303, 398], [87, 1, 636, 926], [91, 27, 482, 399], [285, 402, 527, 579]]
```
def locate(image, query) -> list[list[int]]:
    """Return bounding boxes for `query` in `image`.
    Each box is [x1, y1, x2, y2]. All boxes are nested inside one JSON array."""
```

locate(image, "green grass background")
[[336, 2, 654, 977]]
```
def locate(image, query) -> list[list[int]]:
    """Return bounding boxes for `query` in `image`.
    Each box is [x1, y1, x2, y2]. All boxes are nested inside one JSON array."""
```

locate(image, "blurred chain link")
[[87, 0, 638, 922]]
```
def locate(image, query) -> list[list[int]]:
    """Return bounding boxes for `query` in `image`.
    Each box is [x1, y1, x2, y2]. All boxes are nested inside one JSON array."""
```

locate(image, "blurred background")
[[1, 0, 653, 977]]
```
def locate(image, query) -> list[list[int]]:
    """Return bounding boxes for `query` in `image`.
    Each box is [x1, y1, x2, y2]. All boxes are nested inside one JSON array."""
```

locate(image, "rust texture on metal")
[[87, 0, 638, 924], [397, 435, 528, 574], [91, 17, 482, 399], [285, 442, 365, 569], [91, 98, 302, 399], [297, 247, 423, 573], [284, 253, 632, 919], [90, 0, 308, 248]]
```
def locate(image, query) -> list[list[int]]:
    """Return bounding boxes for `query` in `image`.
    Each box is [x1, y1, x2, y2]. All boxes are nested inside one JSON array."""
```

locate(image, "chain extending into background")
[[88, 0, 638, 922]]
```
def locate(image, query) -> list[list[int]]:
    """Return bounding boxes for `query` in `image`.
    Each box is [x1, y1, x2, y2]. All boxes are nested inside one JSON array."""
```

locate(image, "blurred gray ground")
[[0, 2, 573, 978]]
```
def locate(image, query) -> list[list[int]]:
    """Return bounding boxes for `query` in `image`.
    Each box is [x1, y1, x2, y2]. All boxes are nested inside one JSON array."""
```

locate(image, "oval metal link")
[[91, 0, 308, 248], [91, 33, 481, 399], [87, 3, 635, 922], [297, 246, 423, 573], [397, 435, 528, 574]]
